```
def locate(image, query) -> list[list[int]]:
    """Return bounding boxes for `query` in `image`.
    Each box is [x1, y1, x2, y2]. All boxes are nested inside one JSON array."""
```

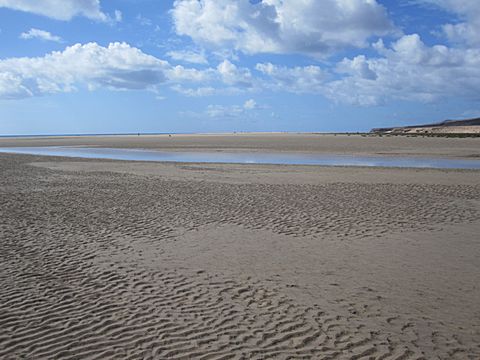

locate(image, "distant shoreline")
[[0, 132, 173, 138], [2, 131, 479, 139], [0, 132, 371, 139], [1, 132, 479, 160]]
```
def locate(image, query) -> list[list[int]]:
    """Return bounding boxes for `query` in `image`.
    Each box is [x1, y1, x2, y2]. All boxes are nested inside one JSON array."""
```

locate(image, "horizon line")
[[0, 131, 372, 138]]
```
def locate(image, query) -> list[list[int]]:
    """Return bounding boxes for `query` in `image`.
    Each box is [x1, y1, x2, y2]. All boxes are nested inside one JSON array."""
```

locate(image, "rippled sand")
[[0, 135, 479, 359]]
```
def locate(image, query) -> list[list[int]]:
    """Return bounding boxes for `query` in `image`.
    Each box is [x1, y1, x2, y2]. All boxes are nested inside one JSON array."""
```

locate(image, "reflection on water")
[[0, 146, 479, 169]]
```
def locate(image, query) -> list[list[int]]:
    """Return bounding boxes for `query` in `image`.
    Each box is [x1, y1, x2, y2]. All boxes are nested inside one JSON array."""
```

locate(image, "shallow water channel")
[[0, 146, 479, 169]]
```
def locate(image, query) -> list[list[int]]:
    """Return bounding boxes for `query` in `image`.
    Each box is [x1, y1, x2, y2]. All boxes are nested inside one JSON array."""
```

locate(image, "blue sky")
[[0, 0, 479, 135]]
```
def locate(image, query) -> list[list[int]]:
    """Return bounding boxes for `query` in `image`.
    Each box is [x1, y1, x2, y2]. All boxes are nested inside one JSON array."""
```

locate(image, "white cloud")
[[243, 99, 257, 110], [0, 0, 107, 21], [114, 10, 122, 22], [0, 72, 30, 100], [417, 0, 480, 46], [248, 32, 480, 106], [256, 63, 327, 93], [336, 55, 377, 80], [0, 42, 170, 99], [0, 42, 250, 100], [217, 59, 254, 87], [324, 34, 480, 105], [206, 99, 260, 118], [167, 65, 214, 82], [418, 0, 480, 19], [171, 85, 216, 97], [20, 28, 62, 42], [182, 99, 262, 119], [167, 50, 208, 64], [3, 34, 478, 108], [206, 104, 244, 118], [172, 0, 394, 57]]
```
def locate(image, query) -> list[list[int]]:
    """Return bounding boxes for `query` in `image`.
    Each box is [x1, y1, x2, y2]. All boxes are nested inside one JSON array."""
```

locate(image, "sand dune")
[[1, 142, 479, 359], [372, 117, 480, 135]]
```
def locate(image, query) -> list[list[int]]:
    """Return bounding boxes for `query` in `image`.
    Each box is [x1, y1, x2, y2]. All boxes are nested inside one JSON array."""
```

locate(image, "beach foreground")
[[0, 135, 479, 359]]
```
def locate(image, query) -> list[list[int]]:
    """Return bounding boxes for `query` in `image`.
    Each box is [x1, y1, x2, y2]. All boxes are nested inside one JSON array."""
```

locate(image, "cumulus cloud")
[[0, 41, 260, 100], [0, 0, 108, 21], [0, 42, 170, 99], [417, 0, 480, 46], [20, 28, 62, 42], [324, 34, 480, 105], [256, 63, 327, 93], [217, 59, 255, 87], [167, 65, 214, 83], [0, 42, 250, 100], [168, 60, 258, 96], [3, 34, 479, 108], [172, 0, 394, 57], [247, 32, 480, 106]]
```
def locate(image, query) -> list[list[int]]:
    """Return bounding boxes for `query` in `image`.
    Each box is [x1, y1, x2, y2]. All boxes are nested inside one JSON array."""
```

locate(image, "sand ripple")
[[1, 154, 479, 359]]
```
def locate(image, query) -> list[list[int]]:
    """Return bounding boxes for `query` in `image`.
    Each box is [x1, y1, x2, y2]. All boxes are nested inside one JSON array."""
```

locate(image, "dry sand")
[[0, 134, 479, 359]]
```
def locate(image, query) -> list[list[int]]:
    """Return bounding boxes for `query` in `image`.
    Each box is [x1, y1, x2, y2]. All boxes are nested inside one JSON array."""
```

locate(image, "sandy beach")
[[1, 133, 480, 159], [0, 134, 479, 359]]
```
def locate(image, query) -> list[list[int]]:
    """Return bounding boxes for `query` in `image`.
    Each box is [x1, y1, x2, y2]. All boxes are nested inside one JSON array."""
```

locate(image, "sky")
[[0, 0, 479, 135]]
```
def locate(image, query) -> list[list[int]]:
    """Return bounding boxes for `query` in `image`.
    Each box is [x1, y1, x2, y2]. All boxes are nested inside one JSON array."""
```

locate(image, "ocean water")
[[0, 146, 479, 169]]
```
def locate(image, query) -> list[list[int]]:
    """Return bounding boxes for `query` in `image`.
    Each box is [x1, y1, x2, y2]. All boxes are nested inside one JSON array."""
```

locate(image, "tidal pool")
[[0, 146, 479, 169]]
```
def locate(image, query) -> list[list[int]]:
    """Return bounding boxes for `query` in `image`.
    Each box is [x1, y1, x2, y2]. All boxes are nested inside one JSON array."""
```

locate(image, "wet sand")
[[1, 132, 480, 158], [0, 134, 479, 359]]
